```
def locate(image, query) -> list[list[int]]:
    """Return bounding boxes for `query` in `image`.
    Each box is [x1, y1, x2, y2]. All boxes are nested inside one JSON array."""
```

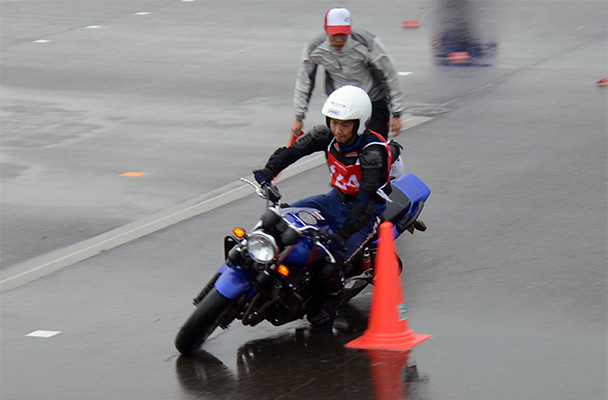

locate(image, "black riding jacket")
[[264, 126, 392, 240]]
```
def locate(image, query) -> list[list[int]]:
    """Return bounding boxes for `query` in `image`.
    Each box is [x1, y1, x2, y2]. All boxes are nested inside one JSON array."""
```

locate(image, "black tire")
[[175, 288, 232, 355]]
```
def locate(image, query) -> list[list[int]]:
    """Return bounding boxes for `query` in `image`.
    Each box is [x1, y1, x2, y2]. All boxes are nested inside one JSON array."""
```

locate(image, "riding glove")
[[253, 169, 274, 186], [326, 233, 348, 252]]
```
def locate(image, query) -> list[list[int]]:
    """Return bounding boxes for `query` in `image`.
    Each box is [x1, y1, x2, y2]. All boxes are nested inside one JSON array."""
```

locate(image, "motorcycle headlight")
[[247, 232, 278, 264]]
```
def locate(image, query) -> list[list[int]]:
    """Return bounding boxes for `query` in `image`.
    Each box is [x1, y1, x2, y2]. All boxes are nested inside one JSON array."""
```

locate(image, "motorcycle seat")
[[381, 184, 412, 224]]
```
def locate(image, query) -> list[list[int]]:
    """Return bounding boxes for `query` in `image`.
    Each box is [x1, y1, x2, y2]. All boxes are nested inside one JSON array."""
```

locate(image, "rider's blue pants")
[[290, 190, 385, 263]]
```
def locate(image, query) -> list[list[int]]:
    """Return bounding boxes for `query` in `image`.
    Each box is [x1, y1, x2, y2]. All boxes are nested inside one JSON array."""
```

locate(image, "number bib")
[[327, 151, 361, 195]]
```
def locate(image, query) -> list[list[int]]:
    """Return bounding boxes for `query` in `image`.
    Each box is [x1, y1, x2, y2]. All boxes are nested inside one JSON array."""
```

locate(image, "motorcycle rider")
[[253, 85, 393, 325]]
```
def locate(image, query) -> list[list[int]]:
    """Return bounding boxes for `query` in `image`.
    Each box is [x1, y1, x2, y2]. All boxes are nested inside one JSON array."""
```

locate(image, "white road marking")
[[26, 330, 61, 338], [85, 25, 101, 29], [134, 12, 150, 15], [398, 72, 413, 76], [33, 39, 49, 43]]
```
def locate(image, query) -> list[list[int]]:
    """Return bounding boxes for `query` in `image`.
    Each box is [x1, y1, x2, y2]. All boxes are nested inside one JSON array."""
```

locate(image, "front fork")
[[192, 272, 220, 306]]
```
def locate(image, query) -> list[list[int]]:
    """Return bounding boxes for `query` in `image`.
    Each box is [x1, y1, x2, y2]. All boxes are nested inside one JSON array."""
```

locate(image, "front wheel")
[[175, 288, 232, 355]]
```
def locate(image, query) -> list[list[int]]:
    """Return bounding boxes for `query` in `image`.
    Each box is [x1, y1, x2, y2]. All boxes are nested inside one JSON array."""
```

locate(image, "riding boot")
[[307, 260, 345, 326]]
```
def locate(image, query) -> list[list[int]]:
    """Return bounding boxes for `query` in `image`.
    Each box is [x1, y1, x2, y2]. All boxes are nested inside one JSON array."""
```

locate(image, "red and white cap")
[[324, 8, 352, 35]]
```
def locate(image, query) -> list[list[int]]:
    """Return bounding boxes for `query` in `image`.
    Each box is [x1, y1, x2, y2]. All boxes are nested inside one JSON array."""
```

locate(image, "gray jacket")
[[293, 30, 405, 121]]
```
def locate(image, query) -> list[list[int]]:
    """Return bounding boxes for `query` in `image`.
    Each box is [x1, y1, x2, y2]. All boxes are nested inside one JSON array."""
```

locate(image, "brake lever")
[[307, 228, 336, 264], [315, 241, 336, 264], [240, 177, 265, 198]]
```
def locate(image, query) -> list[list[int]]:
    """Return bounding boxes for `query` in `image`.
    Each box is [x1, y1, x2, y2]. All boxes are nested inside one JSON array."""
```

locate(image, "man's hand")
[[388, 116, 402, 138], [325, 232, 348, 252], [291, 120, 304, 137], [253, 169, 273, 186]]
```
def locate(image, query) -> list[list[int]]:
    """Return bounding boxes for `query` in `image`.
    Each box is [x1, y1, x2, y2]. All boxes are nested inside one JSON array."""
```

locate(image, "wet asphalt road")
[[1, 1, 607, 399]]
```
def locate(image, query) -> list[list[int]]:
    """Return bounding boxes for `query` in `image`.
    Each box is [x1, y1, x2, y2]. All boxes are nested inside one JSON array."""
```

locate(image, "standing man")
[[291, 7, 406, 141]]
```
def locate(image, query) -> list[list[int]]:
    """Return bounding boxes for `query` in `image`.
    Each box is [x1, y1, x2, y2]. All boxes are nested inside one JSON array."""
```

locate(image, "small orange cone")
[[345, 221, 431, 351], [402, 20, 420, 28], [597, 78, 608, 87], [448, 52, 470, 64]]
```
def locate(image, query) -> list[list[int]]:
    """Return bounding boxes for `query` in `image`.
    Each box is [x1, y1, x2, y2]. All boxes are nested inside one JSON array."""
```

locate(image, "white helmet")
[[321, 85, 372, 135]]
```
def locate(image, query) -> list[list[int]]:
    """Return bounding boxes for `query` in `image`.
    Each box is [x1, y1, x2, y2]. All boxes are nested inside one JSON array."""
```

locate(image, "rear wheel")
[[175, 288, 232, 355]]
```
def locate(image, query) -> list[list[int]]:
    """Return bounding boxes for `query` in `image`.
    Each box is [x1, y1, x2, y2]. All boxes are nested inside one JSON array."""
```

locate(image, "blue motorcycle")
[[175, 173, 430, 355]]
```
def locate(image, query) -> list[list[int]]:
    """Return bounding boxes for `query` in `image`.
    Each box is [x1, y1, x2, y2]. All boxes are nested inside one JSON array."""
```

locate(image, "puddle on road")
[[174, 304, 430, 399]]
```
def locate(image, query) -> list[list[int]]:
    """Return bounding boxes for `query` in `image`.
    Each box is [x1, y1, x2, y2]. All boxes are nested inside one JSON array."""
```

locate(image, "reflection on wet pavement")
[[175, 304, 429, 400]]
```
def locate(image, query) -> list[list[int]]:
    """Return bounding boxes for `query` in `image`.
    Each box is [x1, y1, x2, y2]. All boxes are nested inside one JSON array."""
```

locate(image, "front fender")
[[214, 264, 254, 299]]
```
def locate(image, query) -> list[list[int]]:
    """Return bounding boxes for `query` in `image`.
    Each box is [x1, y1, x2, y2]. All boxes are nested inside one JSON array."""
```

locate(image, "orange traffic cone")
[[345, 221, 431, 351]]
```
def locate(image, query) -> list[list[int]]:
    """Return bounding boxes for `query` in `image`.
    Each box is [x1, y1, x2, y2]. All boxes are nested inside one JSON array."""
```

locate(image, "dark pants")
[[291, 189, 383, 316], [289, 190, 384, 264], [367, 98, 391, 139]]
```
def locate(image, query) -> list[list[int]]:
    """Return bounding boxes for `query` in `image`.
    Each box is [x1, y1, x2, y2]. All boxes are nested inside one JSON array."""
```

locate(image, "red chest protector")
[[327, 130, 392, 196], [327, 151, 362, 195]]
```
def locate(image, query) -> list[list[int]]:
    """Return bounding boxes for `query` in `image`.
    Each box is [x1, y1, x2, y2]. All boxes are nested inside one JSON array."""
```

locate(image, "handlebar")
[[240, 177, 282, 206], [241, 177, 336, 263], [240, 177, 265, 198], [296, 225, 336, 264]]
